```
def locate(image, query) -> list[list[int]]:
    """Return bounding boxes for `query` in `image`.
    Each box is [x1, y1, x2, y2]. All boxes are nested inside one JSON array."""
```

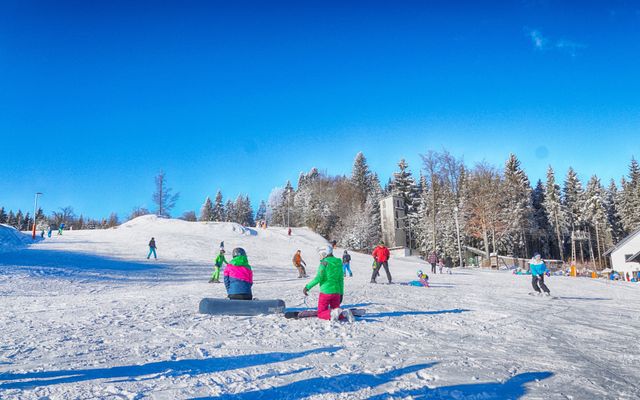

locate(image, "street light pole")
[[454, 206, 463, 268], [32, 192, 42, 239]]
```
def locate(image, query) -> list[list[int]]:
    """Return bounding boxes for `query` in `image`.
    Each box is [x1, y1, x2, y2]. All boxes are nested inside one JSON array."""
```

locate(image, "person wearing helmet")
[[209, 249, 227, 283], [529, 253, 551, 296], [303, 245, 353, 322], [223, 247, 253, 300], [371, 241, 391, 284]]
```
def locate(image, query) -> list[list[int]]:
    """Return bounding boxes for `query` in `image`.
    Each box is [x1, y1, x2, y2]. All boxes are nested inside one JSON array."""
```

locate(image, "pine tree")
[[543, 166, 568, 260], [390, 159, 419, 214], [351, 152, 373, 204], [502, 154, 532, 257], [255, 200, 267, 222], [7, 210, 16, 228], [605, 179, 624, 244], [212, 191, 225, 222], [15, 210, 24, 230], [531, 180, 551, 257], [582, 175, 611, 267], [225, 199, 236, 222], [200, 196, 214, 222], [0, 207, 7, 224], [619, 157, 640, 232], [563, 167, 585, 234]]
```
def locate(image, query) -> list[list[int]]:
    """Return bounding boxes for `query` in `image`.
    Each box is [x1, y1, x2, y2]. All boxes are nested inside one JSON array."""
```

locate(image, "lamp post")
[[32, 192, 42, 239], [454, 206, 463, 268]]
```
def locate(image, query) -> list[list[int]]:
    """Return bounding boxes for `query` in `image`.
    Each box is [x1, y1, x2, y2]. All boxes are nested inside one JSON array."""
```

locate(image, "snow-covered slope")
[[1, 216, 639, 399], [0, 224, 29, 252]]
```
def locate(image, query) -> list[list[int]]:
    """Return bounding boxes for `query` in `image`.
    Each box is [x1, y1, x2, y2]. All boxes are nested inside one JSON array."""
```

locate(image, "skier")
[[303, 245, 353, 322], [58, 223, 65, 235], [371, 241, 392, 284], [147, 237, 157, 259], [408, 270, 430, 287], [428, 251, 437, 274], [342, 250, 352, 277], [288, 227, 292, 236], [529, 253, 551, 296], [40, 229, 45, 238], [224, 247, 253, 300], [445, 255, 453, 274], [47, 228, 52, 238], [438, 258, 445, 274], [209, 249, 227, 283], [292, 250, 307, 278]]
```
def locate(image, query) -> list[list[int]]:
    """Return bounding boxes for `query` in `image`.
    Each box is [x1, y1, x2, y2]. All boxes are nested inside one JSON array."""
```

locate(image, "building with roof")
[[604, 228, 640, 276]]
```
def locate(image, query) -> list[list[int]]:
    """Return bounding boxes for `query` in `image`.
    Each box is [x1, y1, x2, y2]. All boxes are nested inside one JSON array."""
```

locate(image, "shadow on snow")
[[0, 347, 340, 390], [368, 371, 554, 400], [364, 308, 470, 319]]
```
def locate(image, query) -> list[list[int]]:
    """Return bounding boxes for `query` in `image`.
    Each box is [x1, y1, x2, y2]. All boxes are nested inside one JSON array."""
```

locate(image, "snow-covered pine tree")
[[225, 199, 236, 223], [563, 167, 585, 235], [582, 175, 612, 267], [212, 191, 225, 222], [502, 154, 532, 257], [200, 196, 214, 222], [390, 159, 420, 214], [351, 152, 373, 204], [266, 187, 285, 226], [619, 157, 640, 233], [7, 210, 16, 228], [255, 200, 267, 223], [0, 207, 7, 224], [531, 180, 551, 257], [543, 166, 568, 260], [15, 210, 23, 230], [605, 179, 624, 244]]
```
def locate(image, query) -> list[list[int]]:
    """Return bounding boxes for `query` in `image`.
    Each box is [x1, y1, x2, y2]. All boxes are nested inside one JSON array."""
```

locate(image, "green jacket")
[[305, 255, 344, 295], [215, 253, 227, 268]]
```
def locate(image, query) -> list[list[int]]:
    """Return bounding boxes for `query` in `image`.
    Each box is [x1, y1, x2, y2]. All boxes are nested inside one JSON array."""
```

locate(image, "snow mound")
[[0, 224, 29, 252]]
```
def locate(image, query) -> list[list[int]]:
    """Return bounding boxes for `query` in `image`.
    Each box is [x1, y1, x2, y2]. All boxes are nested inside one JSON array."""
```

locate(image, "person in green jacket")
[[209, 249, 227, 283], [303, 245, 354, 322]]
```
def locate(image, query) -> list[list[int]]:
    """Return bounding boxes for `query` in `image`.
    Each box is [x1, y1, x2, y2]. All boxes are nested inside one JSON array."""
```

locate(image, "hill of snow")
[[1, 216, 639, 399], [0, 224, 30, 252]]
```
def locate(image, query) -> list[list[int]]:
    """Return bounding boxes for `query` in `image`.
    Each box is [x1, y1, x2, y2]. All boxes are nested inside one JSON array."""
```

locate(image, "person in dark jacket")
[[224, 247, 253, 300], [147, 237, 157, 259], [342, 250, 352, 277]]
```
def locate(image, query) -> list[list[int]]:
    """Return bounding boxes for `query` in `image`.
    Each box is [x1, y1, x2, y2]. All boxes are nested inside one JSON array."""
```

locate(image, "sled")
[[284, 308, 367, 319], [198, 298, 286, 316]]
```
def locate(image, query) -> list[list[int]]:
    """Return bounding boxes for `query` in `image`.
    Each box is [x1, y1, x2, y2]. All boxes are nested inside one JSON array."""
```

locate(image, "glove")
[[303, 287, 309, 296]]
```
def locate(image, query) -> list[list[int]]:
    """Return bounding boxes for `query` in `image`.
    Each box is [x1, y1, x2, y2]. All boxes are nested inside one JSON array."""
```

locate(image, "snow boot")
[[330, 308, 343, 322], [341, 309, 355, 323]]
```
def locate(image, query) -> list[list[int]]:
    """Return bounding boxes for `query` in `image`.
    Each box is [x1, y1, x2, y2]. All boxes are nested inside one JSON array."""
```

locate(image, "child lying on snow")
[[407, 270, 430, 287]]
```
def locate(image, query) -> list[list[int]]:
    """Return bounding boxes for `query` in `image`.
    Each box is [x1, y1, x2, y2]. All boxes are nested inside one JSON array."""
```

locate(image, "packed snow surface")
[[1, 215, 639, 399]]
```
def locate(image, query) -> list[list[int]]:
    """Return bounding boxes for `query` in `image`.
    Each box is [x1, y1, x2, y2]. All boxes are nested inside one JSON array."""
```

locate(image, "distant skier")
[[428, 251, 437, 274], [58, 223, 65, 235], [47, 228, 52, 238], [147, 237, 157, 259], [438, 258, 445, 274], [40, 229, 45, 238], [303, 245, 353, 322], [288, 227, 292, 236], [342, 250, 352, 277], [224, 247, 253, 300], [292, 250, 307, 278], [371, 241, 392, 284], [407, 270, 430, 287], [529, 253, 551, 296], [445, 255, 453, 274], [209, 249, 227, 283]]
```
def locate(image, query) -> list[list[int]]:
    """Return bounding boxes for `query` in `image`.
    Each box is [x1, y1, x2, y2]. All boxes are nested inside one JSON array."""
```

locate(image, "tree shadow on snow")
[[194, 362, 437, 399], [0, 347, 340, 390], [367, 371, 554, 399], [555, 296, 611, 301]]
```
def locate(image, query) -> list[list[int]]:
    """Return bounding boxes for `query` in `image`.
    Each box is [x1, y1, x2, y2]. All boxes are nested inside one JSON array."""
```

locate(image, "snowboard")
[[284, 308, 366, 319], [198, 298, 286, 316]]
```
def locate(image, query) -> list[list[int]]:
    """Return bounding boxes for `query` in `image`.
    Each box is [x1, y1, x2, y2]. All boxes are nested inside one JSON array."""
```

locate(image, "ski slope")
[[1, 216, 639, 399]]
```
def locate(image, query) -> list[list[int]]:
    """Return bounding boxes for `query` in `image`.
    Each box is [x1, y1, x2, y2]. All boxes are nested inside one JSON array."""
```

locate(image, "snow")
[[1, 215, 640, 399], [0, 224, 30, 252]]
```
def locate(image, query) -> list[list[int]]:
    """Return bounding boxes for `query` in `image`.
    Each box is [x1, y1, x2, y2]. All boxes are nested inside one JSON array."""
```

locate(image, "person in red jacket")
[[371, 241, 392, 284]]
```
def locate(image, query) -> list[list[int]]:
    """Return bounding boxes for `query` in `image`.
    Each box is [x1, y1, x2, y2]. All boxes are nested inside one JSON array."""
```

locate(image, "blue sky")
[[1, 1, 639, 219]]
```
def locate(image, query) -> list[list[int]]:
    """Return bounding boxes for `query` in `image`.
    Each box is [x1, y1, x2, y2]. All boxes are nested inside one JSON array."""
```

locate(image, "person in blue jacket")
[[529, 253, 551, 296]]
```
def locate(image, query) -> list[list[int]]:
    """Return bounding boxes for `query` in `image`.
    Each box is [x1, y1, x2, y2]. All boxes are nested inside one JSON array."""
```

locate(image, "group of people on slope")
[[426, 252, 453, 275], [293, 246, 353, 279]]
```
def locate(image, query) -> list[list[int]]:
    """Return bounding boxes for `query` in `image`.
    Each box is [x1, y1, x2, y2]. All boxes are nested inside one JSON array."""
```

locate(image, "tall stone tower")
[[379, 195, 407, 249]]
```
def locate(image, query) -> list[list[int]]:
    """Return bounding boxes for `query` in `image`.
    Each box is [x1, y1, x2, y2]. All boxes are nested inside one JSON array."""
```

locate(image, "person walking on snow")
[[438, 258, 445, 274], [303, 245, 353, 322], [292, 250, 307, 278], [529, 253, 551, 296], [209, 249, 227, 283], [371, 241, 392, 284], [342, 250, 352, 277], [428, 251, 437, 274], [224, 247, 253, 300], [147, 237, 157, 259], [47, 228, 52, 238]]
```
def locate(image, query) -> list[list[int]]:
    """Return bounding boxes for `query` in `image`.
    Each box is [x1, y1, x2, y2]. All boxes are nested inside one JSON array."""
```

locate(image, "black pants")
[[371, 261, 392, 283], [532, 275, 550, 293], [431, 263, 437, 273], [228, 293, 253, 300]]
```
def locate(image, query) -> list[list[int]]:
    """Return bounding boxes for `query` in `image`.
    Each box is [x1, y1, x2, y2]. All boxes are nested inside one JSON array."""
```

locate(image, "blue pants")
[[343, 263, 352, 276], [147, 247, 157, 259]]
